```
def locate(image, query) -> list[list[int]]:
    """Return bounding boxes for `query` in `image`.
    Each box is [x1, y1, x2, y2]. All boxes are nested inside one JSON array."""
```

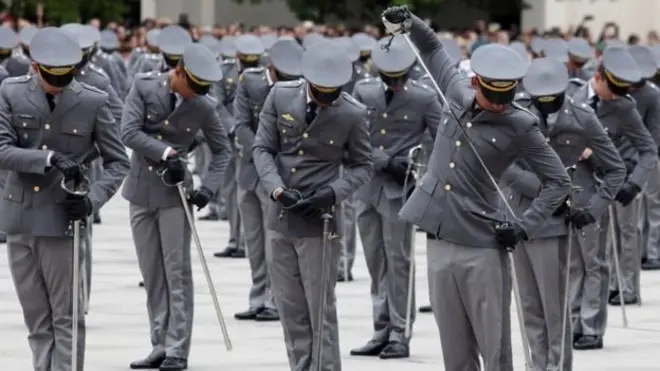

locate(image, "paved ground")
[[1, 192, 660, 370]]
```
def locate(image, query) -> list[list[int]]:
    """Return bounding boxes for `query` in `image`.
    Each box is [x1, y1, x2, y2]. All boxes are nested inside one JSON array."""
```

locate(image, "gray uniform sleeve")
[[422, 94, 441, 140], [200, 110, 230, 192], [105, 82, 124, 123], [0, 83, 49, 174], [500, 163, 542, 198], [643, 94, 660, 146], [623, 106, 658, 188], [515, 125, 571, 236], [120, 81, 169, 161], [253, 88, 286, 198], [233, 77, 255, 158], [328, 107, 374, 203], [211, 80, 235, 132], [88, 99, 130, 212], [352, 84, 389, 171], [582, 113, 626, 218]]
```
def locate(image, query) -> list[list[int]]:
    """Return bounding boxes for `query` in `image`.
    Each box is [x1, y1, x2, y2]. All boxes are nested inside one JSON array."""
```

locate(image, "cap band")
[[0, 49, 11, 56], [238, 54, 260, 62], [568, 53, 588, 63], [604, 69, 631, 87], [39, 65, 75, 75], [360, 50, 370, 57], [477, 76, 517, 92], [537, 96, 557, 102], [184, 66, 210, 86], [380, 70, 408, 78], [311, 84, 339, 93], [164, 53, 181, 61]]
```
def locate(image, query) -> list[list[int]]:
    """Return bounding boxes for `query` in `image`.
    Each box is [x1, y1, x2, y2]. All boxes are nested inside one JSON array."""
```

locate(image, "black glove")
[[60, 195, 93, 221], [290, 186, 336, 217], [277, 189, 303, 208], [615, 182, 641, 206], [494, 222, 528, 249], [553, 196, 572, 217], [382, 5, 413, 35], [385, 157, 409, 185], [162, 158, 186, 185], [190, 186, 213, 210], [567, 208, 596, 229], [51, 152, 83, 183]]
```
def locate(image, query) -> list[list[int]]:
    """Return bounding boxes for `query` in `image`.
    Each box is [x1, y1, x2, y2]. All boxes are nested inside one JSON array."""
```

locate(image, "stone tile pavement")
[[0, 193, 659, 370]]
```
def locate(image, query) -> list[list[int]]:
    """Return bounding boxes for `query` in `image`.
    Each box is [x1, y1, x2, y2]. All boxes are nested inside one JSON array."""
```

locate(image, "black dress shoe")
[[129, 354, 165, 369], [573, 335, 603, 350], [642, 258, 660, 270], [159, 357, 187, 371], [0, 234, 6, 243], [93, 212, 102, 224], [379, 341, 410, 359], [138, 281, 145, 288], [573, 333, 583, 344], [350, 340, 388, 356], [418, 305, 432, 313], [255, 308, 280, 321], [609, 294, 640, 306], [198, 211, 219, 221], [214, 247, 238, 258], [234, 307, 262, 320], [608, 290, 619, 301], [337, 272, 354, 282], [231, 249, 246, 258]]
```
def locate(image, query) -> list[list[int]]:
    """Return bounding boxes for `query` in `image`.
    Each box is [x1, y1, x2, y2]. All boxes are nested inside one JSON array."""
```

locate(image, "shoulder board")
[[244, 67, 265, 74], [569, 78, 586, 87], [88, 63, 108, 78], [200, 93, 218, 105], [274, 79, 303, 88], [3, 75, 32, 84], [136, 70, 161, 79], [647, 81, 660, 92], [80, 82, 106, 95], [355, 78, 379, 87], [568, 97, 594, 114], [621, 93, 636, 103], [409, 79, 433, 92], [513, 91, 533, 108], [222, 59, 236, 65], [510, 102, 538, 122], [341, 92, 366, 109]]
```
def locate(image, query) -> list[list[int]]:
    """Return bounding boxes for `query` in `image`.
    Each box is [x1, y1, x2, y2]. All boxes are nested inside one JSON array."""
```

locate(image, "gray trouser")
[[356, 199, 414, 344], [194, 143, 211, 176], [267, 230, 341, 371], [427, 238, 513, 371], [337, 195, 357, 276], [515, 236, 572, 371], [8, 234, 86, 371], [569, 217, 608, 336], [607, 201, 641, 298], [237, 185, 276, 310], [130, 203, 194, 359], [221, 156, 243, 250], [638, 162, 660, 260]]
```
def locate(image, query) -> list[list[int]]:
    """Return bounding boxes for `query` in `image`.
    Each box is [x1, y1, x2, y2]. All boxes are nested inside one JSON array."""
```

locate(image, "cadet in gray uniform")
[[567, 38, 595, 81], [502, 58, 625, 371], [383, 6, 571, 370], [6, 26, 36, 77], [570, 46, 656, 351], [232, 39, 304, 322], [129, 29, 162, 80], [253, 44, 373, 371], [92, 29, 128, 100], [0, 27, 129, 371], [0, 27, 18, 68], [350, 35, 441, 360], [628, 45, 660, 271], [212, 35, 262, 257], [352, 32, 378, 78], [123, 44, 229, 371]]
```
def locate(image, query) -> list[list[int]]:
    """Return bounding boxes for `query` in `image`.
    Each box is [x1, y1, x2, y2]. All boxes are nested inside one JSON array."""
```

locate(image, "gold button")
[[8, 194, 11, 199], [303, 133, 309, 138], [298, 150, 304, 155], [33, 186, 39, 192], [444, 184, 451, 191], [148, 166, 153, 171], [186, 128, 190, 132], [41, 145, 47, 150], [383, 113, 388, 118], [380, 129, 386, 135], [147, 115, 152, 119], [22, 122, 26, 127], [329, 140, 334, 145], [546, 137, 550, 142], [566, 140, 571, 144], [404, 86, 408, 91], [455, 140, 461, 147], [466, 122, 472, 128], [449, 162, 455, 168], [403, 115, 408, 119], [491, 138, 496, 143], [157, 135, 162, 140], [44, 124, 50, 130], [379, 145, 385, 150], [73, 129, 77, 133], [282, 129, 287, 134], [164, 120, 169, 126], [290, 167, 296, 173]]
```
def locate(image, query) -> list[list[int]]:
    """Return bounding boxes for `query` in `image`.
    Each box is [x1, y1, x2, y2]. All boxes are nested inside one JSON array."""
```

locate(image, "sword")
[[314, 214, 333, 371], [608, 204, 629, 328]]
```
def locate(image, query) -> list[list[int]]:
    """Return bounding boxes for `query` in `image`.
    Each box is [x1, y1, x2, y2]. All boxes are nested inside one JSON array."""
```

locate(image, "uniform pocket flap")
[[12, 114, 39, 129], [418, 173, 439, 194]]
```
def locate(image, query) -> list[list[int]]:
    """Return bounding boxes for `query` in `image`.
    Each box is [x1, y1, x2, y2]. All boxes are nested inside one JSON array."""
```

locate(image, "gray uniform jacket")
[[352, 77, 441, 203], [76, 62, 123, 123], [398, 15, 571, 248], [0, 76, 129, 236], [92, 51, 128, 100], [252, 79, 374, 238], [629, 81, 660, 146], [233, 67, 274, 191], [120, 71, 230, 209], [5, 54, 30, 77], [218, 60, 239, 114], [501, 93, 626, 239], [0, 65, 8, 83], [128, 47, 146, 71]]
